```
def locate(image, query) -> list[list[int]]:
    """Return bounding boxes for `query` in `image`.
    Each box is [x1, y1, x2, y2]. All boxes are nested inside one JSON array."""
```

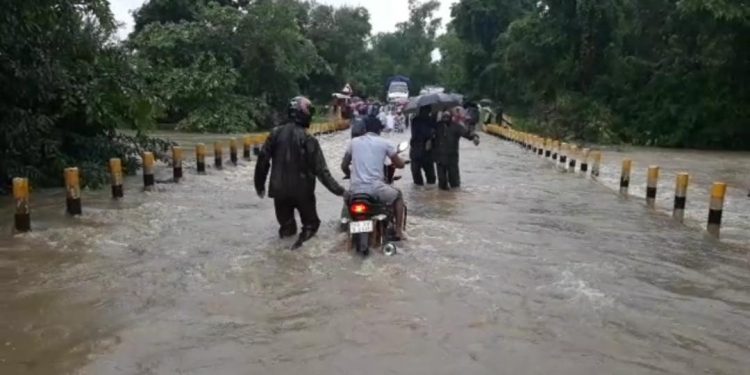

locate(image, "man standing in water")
[[254, 96, 345, 249], [409, 105, 437, 186], [434, 108, 480, 191]]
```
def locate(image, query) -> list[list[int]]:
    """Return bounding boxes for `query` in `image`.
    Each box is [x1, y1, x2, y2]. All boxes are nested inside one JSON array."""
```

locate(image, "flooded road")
[[1, 131, 749, 374]]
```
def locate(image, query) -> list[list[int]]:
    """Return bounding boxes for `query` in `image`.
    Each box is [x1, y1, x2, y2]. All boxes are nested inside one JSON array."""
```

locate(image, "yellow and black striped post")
[[110, 158, 124, 199], [13, 177, 30, 232], [592, 151, 602, 177], [552, 140, 559, 161], [172, 146, 183, 182], [196, 143, 206, 174], [214, 141, 223, 170], [537, 138, 544, 156], [560, 143, 568, 164], [545, 139, 552, 158], [143, 151, 155, 190], [64, 167, 82, 216], [707, 182, 726, 237], [580, 148, 590, 173], [568, 145, 577, 171], [253, 135, 262, 156], [673, 173, 689, 222], [620, 159, 632, 195], [229, 138, 238, 165], [243, 136, 252, 160], [646, 166, 659, 207]]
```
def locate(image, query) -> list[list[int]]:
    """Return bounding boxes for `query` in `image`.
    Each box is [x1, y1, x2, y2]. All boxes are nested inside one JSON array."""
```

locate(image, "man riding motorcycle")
[[341, 116, 408, 240], [350, 102, 369, 138]]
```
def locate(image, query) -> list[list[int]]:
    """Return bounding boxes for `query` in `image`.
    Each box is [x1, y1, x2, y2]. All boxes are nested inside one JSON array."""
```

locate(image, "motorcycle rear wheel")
[[353, 233, 370, 257]]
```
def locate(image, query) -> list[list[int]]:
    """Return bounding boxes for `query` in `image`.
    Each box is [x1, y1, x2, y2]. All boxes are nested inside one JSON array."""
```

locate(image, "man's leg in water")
[[393, 197, 405, 240], [410, 157, 425, 185], [376, 185, 405, 240], [292, 194, 321, 249], [423, 156, 437, 185], [448, 159, 461, 189], [273, 198, 297, 238], [436, 163, 449, 190]]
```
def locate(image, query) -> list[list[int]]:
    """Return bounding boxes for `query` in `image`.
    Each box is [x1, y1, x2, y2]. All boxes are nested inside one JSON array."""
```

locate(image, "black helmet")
[[288, 96, 316, 127], [364, 115, 385, 134]]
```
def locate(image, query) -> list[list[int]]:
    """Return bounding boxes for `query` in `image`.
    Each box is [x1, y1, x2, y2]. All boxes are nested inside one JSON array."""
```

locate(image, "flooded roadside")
[[0, 131, 748, 375]]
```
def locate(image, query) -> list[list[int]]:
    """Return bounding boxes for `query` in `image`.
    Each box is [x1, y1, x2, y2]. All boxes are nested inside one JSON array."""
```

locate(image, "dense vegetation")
[[0, 0, 442, 189], [441, 0, 750, 149], [1, 0, 173, 191], [129, 0, 443, 133], [1, 0, 747, 190]]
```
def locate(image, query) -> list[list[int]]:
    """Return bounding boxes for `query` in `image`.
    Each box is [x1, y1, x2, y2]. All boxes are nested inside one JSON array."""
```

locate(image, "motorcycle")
[[341, 141, 409, 257]]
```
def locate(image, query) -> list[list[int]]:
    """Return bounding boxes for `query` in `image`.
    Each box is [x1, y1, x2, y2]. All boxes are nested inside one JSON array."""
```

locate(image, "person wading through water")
[[434, 107, 480, 191], [409, 105, 437, 186], [254, 96, 345, 249]]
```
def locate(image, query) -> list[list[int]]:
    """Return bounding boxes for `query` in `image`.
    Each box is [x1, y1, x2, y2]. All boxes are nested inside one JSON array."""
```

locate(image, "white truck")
[[387, 80, 409, 103]]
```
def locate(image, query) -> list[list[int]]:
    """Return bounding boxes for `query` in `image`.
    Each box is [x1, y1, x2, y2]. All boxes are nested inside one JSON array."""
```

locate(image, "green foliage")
[[131, 1, 324, 132], [447, 0, 750, 149], [0, 0, 164, 190], [367, 0, 443, 96]]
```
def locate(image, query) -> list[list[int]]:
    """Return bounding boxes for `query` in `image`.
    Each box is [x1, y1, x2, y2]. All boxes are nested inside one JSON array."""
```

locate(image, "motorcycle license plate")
[[350, 220, 373, 234]]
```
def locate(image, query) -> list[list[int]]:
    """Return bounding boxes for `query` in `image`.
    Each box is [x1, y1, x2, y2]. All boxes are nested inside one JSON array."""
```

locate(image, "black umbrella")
[[404, 93, 462, 114]]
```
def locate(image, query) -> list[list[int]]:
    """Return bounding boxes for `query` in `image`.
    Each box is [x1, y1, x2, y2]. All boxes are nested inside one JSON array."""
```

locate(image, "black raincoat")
[[254, 122, 344, 199]]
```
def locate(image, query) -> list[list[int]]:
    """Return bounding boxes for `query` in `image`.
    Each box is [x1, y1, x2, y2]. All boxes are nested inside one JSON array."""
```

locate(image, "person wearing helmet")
[[350, 103, 369, 138], [434, 107, 480, 191], [254, 96, 346, 249]]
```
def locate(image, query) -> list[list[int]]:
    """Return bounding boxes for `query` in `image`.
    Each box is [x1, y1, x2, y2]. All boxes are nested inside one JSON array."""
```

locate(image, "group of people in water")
[[254, 96, 481, 249]]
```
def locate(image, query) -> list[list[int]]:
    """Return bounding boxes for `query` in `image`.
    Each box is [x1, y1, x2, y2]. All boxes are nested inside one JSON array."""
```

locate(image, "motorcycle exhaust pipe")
[[382, 243, 398, 256]]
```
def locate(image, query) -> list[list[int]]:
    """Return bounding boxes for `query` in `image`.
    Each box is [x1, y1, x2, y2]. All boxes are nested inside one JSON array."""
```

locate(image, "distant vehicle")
[[419, 85, 445, 95], [386, 75, 411, 103]]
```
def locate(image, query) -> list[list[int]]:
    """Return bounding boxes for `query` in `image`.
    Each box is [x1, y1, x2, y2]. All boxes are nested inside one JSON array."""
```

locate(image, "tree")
[[368, 0, 442, 96], [448, 0, 750, 148], [299, 5, 372, 102], [130, 1, 323, 132], [0, 0, 166, 189]]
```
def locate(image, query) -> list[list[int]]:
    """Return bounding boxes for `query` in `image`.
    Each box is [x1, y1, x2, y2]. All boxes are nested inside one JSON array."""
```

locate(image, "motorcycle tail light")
[[350, 202, 369, 215]]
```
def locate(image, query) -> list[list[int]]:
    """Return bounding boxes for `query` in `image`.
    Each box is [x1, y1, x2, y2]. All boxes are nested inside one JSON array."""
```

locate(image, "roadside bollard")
[[581, 148, 590, 173], [673, 173, 689, 222], [620, 159, 632, 195], [560, 143, 568, 164], [143, 152, 155, 191], [592, 151, 602, 177], [253, 135, 262, 156], [552, 141, 559, 160], [646, 166, 659, 207], [229, 138, 238, 165], [110, 158, 124, 199], [214, 141, 223, 170], [545, 139, 552, 158], [243, 136, 252, 160], [568, 145, 577, 171], [196, 143, 206, 174], [13, 177, 31, 232], [172, 146, 183, 182], [707, 182, 726, 237], [537, 138, 544, 156], [64, 167, 82, 216]]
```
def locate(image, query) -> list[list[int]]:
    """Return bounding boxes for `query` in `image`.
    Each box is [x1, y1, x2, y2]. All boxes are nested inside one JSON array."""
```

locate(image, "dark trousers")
[[411, 156, 436, 186], [436, 160, 460, 190], [273, 194, 320, 238]]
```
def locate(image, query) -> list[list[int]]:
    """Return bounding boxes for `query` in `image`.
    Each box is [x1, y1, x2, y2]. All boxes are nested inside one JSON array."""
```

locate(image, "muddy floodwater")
[[1, 130, 749, 375]]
